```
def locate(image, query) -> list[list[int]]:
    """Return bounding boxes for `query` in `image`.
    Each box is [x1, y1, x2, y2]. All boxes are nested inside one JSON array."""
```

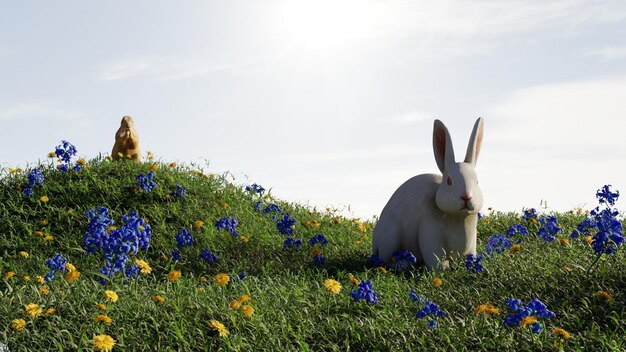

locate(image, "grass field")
[[1, 147, 625, 351]]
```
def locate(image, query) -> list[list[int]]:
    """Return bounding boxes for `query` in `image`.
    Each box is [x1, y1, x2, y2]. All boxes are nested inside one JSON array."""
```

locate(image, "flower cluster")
[[174, 184, 187, 198], [308, 234, 329, 264], [54, 140, 82, 172], [522, 208, 538, 222], [44, 253, 68, 282], [276, 213, 296, 235], [23, 168, 44, 197], [283, 237, 302, 250], [176, 229, 194, 249], [199, 248, 219, 265], [537, 216, 562, 242], [83, 208, 151, 284], [465, 253, 484, 273], [135, 171, 157, 193], [503, 298, 555, 333], [411, 291, 446, 328], [215, 216, 239, 236], [596, 185, 619, 206], [484, 234, 513, 255], [245, 183, 265, 195], [350, 280, 378, 304], [264, 203, 282, 214], [507, 224, 529, 243], [578, 185, 624, 255], [393, 249, 417, 272]]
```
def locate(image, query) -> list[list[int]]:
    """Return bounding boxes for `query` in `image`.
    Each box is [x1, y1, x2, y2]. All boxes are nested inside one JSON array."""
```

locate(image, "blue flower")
[[308, 234, 329, 247], [171, 250, 182, 261], [522, 208, 538, 222], [246, 183, 265, 195], [507, 224, 529, 238], [368, 254, 385, 267], [392, 249, 416, 272], [350, 280, 378, 304], [176, 229, 194, 249], [537, 216, 561, 242], [24, 168, 44, 197], [174, 184, 187, 198], [503, 298, 555, 333], [264, 203, 282, 214], [409, 290, 428, 303], [135, 171, 157, 193], [465, 253, 484, 273], [596, 185, 619, 206], [124, 264, 140, 278], [254, 201, 262, 212], [485, 234, 513, 255], [44, 253, 68, 282], [199, 248, 219, 264], [505, 298, 522, 312], [276, 213, 296, 235], [215, 216, 239, 236], [55, 140, 77, 164], [313, 255, 327, 264], [416, 301, 446, 319], [571, 217, 596, 239], [230, 272, 246, 282], [428, 320, 437, 329], [283, 237, 302, 250]]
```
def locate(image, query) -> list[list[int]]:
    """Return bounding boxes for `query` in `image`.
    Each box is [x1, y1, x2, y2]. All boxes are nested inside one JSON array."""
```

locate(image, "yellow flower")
[[332, 217, 340, 224], [106, 155, 113, 161], [134, 259, 152, 274], [558, 238, 569, 246], [596, 291, 613, 301], [40, 195, 49, 203], [553, 327, 572, 340], [104, 290, 119, 303], [376, 266, 388, 274], [24, 303, 43, 318], [167, 270, 181, 282], [348, 273, 360, 286], [209, 320, 229, 337], [432, 278, 443, 287], [43, 235, 55, 243], [193, 220, 204, 229], [229, 300, 242, 310], [36, 275, 45, 284], [66, 263, 77, 272], [475, 303, 500, 316], [48, 151, 56, 158], [106, 225, 117, 232], [214, 273, 230, 287], [238, 294, 251, 303], [3, 271, 16, 280], [64, 269, 81, 283], [519, 316, 538, 328], [22, 275, 31, 281], [95, 314, 113, 324], [324, 279, 342, 294], [93, 334, 116, 352], [39, 219, 49, 226], [45, 307, 56, 315], [11, 318, 26, 331], [198, 287, 206, 292], [241, 305, 254, 318], [149, 163, 158, 172], [584, 236, 593, 245], [96, 303, 107, 310], [200, 275, 209, 282], [153, 295, 165, 303], [220, 202, 229, 209], [509, 244, 521, 256], [239, 235, 250, 244], [311, 247, 322, 256], [39, 285, 49, 295], [77, 158, 86, 165], [18, 251, 30, 258]]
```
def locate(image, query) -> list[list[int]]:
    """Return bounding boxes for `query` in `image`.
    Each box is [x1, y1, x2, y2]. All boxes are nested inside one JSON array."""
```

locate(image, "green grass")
[[1, 157, 625, 351]]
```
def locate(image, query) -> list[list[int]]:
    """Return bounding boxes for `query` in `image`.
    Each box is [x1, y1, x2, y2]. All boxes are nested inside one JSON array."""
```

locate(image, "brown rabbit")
[[111, 116, 141, 162]]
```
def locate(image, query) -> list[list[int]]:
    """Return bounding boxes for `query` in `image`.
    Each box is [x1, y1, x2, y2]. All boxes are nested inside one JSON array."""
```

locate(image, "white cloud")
[[0, 102, 84, 121], [99, 57, 238, 82], [585, 46, 626, 59]]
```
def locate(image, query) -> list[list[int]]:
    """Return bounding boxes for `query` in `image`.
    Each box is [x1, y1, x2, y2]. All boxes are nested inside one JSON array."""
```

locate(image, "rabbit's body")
[[372, 118, 484, 269]]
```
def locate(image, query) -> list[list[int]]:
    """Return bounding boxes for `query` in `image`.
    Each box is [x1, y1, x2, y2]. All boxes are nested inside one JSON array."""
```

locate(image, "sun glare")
[[273, 0, 386, 59]]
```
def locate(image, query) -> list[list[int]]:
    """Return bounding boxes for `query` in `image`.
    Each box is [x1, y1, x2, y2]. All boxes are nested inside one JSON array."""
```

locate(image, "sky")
[[1, 0, 626, 219]]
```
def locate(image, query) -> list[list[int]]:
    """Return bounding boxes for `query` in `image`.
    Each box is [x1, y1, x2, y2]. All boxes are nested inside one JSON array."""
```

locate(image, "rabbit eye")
[[447, 177, 452, 186]]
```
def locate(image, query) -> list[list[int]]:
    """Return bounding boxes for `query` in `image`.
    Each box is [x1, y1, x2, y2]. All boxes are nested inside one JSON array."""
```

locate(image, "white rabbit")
[[372, 117, 484, 269]]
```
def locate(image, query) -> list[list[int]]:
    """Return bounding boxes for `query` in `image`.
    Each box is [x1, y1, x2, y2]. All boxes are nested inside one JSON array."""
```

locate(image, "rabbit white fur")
[[372, 117, 484, 269]]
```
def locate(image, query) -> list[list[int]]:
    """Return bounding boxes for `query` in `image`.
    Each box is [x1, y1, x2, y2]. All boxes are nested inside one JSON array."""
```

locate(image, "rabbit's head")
[[432, 118, 484, 215]]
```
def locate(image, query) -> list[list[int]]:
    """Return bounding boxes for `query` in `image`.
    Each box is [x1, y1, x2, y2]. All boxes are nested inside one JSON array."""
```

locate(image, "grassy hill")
[[1, 152, 625, 351]]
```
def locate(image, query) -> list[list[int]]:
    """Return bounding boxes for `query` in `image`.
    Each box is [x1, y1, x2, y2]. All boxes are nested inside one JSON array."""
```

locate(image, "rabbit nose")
[[461, 194, 472, 201]]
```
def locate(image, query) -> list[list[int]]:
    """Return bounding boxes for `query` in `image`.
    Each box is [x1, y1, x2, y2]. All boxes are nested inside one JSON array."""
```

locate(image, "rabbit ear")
[[464, 117, 484, 165], [433, 119, 456, 173]]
